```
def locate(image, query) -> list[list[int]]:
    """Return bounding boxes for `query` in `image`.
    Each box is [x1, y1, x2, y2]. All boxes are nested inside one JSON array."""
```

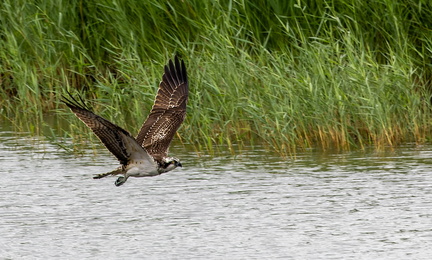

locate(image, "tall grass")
[[1, 0, 432, 155]]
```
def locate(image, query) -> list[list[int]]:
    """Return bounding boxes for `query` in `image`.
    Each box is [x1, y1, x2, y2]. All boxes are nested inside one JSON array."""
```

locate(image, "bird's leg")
[[93, 166, 123, 179]]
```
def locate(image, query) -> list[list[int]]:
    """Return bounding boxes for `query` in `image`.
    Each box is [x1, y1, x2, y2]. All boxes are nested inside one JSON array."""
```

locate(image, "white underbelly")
[[126, 163, 159, 177]]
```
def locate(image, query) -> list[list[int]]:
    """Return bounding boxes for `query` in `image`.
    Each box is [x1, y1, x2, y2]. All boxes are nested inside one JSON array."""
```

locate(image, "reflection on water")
[[1, 131, 432, 259]]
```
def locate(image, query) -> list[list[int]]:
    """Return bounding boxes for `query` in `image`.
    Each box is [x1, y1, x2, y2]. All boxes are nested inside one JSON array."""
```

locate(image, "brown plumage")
[[63, 56, 188, 186], [136, 56, 188, 161], [62, 95, 136, 166]]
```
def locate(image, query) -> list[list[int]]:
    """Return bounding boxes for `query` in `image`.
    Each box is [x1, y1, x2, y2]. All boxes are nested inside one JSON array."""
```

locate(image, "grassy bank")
[[1, 0, 432, 155]]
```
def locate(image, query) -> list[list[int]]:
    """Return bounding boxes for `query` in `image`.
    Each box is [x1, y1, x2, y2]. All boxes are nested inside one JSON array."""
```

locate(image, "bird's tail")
[[93, 167, 124, 179]]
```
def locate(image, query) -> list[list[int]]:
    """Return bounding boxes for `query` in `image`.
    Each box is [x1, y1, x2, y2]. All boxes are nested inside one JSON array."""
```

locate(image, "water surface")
[[1, 131, 431, 259]]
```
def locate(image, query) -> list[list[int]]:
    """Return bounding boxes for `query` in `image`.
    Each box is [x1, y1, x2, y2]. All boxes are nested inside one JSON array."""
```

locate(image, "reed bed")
[[1, 0, 432, 155]]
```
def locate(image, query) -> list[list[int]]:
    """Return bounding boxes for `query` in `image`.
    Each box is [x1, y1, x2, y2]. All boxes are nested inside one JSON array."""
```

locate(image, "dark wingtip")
[[163, 55, 188, 87], [174, 55, 188, 84], [170, 55, 188, 84], [61, 91, 92, 111], [174, 55, 181, 69]]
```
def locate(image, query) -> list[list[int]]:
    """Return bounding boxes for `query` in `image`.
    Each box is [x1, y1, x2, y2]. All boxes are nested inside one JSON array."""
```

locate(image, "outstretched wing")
[[63, 94, 151, 166], [135, 56, 188, 161]]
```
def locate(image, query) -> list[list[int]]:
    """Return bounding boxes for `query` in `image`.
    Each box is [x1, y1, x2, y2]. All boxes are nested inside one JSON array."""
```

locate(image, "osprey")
[[63, 56, 188, 186]]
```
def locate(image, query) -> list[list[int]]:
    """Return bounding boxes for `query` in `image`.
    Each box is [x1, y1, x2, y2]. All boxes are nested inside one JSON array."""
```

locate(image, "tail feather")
[[93, 167, 123, 179]]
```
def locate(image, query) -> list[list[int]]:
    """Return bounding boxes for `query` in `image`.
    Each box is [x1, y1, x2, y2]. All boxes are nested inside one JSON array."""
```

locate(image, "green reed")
[[1, 0, 431, 155]]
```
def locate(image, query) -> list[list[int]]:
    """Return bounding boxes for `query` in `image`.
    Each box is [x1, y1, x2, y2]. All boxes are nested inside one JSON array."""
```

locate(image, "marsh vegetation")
[[1, 0, 432, 155]]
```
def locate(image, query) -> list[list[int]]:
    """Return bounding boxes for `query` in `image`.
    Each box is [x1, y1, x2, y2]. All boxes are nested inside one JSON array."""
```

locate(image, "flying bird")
[[63, 56, 188, 186]]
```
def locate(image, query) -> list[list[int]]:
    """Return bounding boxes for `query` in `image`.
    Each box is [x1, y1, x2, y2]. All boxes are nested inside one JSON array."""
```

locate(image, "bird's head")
[[160, 157, 182, 173]]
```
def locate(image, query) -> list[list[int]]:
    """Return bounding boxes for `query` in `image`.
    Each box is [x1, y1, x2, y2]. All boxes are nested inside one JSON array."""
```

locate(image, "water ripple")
[[0, 134, 432, 259]]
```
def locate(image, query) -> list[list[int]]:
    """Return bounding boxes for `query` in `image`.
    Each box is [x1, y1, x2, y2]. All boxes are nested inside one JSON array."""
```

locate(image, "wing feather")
[[63, 94, 149, 165], [135, 56, 188, 160]]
